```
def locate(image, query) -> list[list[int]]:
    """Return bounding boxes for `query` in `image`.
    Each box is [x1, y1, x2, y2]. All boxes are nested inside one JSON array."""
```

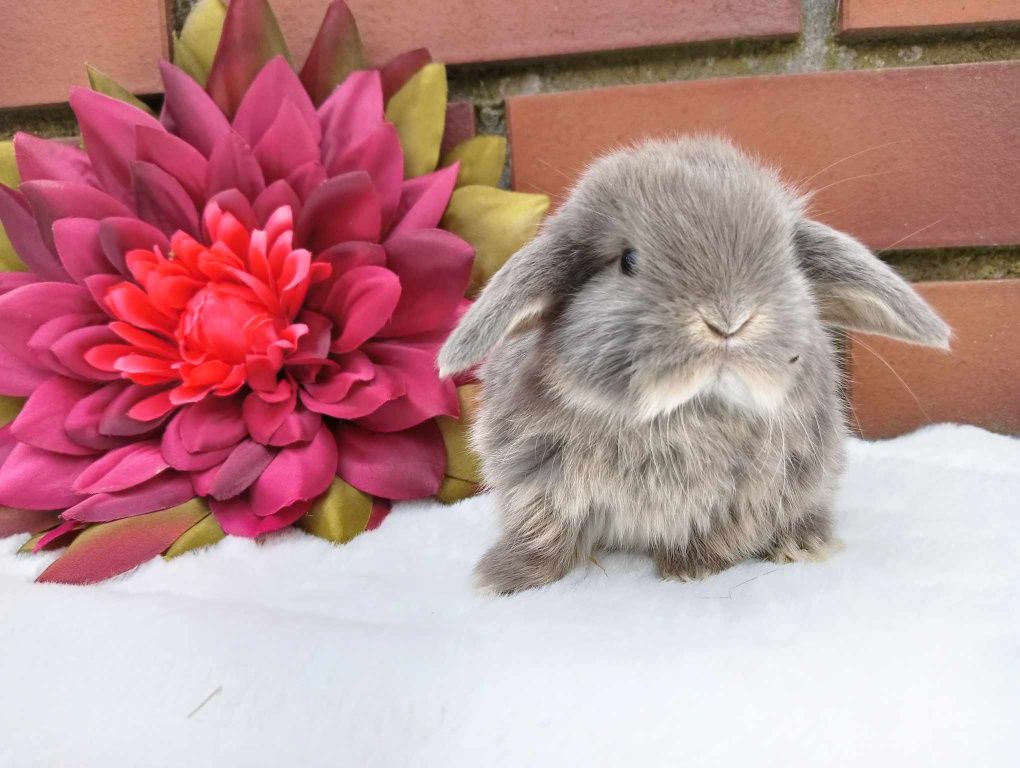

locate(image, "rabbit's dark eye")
[[620, 248, 638, 276]]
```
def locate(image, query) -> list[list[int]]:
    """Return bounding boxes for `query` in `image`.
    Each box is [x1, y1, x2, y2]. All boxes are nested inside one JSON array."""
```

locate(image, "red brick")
[[849, 280, 1020, 438], [508, 61, 1020, 250], [0, 0, 168, 108], [840, 0, 1020, 37], [273, 0, 801, 67]]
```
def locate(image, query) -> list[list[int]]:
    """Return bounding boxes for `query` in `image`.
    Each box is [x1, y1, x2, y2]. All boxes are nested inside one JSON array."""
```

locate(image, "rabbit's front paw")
[[474, 537, 574, 595]]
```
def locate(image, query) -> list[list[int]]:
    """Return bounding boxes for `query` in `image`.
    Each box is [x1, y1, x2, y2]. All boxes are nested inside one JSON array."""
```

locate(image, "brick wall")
[[1, 0, 1018, 437]]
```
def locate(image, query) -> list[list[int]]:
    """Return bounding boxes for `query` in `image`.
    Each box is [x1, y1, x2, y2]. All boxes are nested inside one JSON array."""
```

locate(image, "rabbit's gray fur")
[[439, 137, 949, 593]]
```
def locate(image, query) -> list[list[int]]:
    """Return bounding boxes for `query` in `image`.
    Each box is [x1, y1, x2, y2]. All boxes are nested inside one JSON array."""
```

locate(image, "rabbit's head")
[[439, 137, 949, 420]]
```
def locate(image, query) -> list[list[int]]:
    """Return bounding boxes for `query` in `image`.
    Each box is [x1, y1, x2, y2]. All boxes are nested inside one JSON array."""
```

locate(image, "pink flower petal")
[[131, 161, 200, 237], [28, 312, 108, 379], [300, 371, 403, 420], [327, 122, 403, 231], [135, 125, 209, 206], [0, 184, 73, 282], [98, 217, 170, 276], [100, 383, 174, 437], [366, 497, 391, 530], [299, 0, 362, 106], [72, 439, 170, 494], [319, 70, 384, 163], [14, 133, 97, 185], [207, 130, 266, 202], [253, 180, 302, 226], [52, 217, 116, 283], [323, 265, 401, 353], [211, 495, 310, 537], [242, 388, 295, 444], [380, 229, 474, 337], [286, 161, 327, 202], [178, 396, 247, 453], [161, 410, 236, 471], [0, 508, 60, 538], [50, 324, 122, 382], [61, 472, 194, 522], [159, 61, 232, 156], [249, 424, 336, 517], [296, 170, 381, 252], [11, 376, 101, 456], [266, 407, 321, 447], [64, 382, 132, 451], [20, 179, 133, 252], [208, 439, 274, 500], [234, 56, 321, 147], [33, 520, 83, 552], [380, 48, 432, 100], [334, 420, 445, 500], [0, 282, 98, 395], [206, 188, 259, 232], [0, 442, 90, 509], [389, 164, 459, 237], [69, 87, 165, 204], [253, 99, 321, 183]]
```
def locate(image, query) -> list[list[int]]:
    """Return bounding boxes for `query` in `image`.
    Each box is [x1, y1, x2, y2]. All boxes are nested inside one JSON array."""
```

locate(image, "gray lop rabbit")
[[438, 137, 949, 594]]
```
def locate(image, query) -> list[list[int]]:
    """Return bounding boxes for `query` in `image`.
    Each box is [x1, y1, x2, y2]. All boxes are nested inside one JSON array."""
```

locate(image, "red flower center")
[[86, 203, 331, 418]]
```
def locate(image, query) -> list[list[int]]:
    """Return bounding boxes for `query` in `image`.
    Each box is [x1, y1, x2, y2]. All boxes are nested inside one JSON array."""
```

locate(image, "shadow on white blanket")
[[1, 424, 1018, 767]]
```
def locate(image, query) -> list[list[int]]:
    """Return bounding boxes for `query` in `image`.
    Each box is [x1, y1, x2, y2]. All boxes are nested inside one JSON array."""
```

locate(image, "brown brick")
[[272, 0, 800, 67], [840, 0, 1020, 37], [0, 0, 168, 108], [508, 62, 1020, 250], [849, 280, 1020, 438]]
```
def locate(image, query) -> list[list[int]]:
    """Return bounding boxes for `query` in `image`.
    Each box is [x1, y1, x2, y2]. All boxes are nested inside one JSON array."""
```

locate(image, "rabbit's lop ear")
[[795, 219, 951, 348], [438, 227, 568, 377]]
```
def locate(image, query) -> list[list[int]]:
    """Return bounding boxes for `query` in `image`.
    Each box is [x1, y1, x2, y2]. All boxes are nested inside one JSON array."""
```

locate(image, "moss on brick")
[[883, 248, 1020, 282]]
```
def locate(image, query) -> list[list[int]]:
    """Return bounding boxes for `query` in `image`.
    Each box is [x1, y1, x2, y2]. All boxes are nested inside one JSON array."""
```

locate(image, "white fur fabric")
[[1, 424, 1018, 767]]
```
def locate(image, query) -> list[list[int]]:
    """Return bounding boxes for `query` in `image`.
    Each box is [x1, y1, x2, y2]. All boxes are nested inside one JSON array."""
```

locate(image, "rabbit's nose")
[[700, 310, 754, 340]]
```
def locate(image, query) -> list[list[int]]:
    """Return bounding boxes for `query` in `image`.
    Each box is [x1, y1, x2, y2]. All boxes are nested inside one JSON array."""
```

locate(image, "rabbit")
[[438, 136, 950, 594]]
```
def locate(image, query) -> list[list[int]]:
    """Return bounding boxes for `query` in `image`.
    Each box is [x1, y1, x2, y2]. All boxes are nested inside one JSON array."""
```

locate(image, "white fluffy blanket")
[[1, 424, 1018, 767]]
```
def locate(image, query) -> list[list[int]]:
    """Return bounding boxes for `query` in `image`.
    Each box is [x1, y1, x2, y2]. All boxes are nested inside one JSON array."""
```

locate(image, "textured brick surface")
[[840, 0, 1020, 37], [0, 0, 168, 108], [849, 280, 1020, 438], [508, 61, 1020, 251], [271, 0, 801, 67]]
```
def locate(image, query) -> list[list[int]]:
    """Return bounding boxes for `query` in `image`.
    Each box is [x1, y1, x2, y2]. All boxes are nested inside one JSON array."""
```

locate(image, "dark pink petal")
[[52, 217, 115, 282], [162, 410, 235, 471], [380, 48, 432, 100], [389, 164, 459, 237], [129, 390, 176, 422], [208, 439, 274, 500], [207, 130, 266, 201], [299, 0, 363, 106], [62, 472, 194, 522], [300, 350, 373, 402], [206, 0, 289, 118], [440, 101, 477, 155], [253, 100, 320, 182], [380, 229, 474, 337], [0, 185, 72, 282], [356, 338, 459, 431], [0, 508, 60, 538], [0, 282, 97, 395], [366, 497, 390, 530], [178, 396, 246, 452], [11, 377, 101, 456], [0, 442, 89, 509], [327, 122, 403, 230], [159, 61, 231, 156], [319, 70, 384, 163], [266, 407, 321, 447], [206, 189, 259, 232], [135, 125, 208, 206], [242, 388, 295, 444], [300, 371, 403, 420], [64, 382, 132, 451], [285, 161, 327, 202], [296, 171, 381, 252], [28, 312, 107, 379], [70, 87, 165, 204], [72, 439, 170, 494], [334, 420, 445, 500], [211, 494, 310, 537], [33, 520, 83, 552], [14, 133, 97, 185], [100, 383, 174, 437], [249, 424, 336, 517], [98, 217, 170, 276], [323, 265, 400, 353], [0, 423, 16, 466], [132, 161, 200, 237], [50, 324, 122, 381], [0, 272, 37, 295], [20, 180, 133, 252], [253, 180, 302, 225], [234, 56, 320, 147]]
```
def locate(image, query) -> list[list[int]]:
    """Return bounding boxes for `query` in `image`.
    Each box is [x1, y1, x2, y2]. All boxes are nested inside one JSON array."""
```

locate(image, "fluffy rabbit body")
[[439, 138, 949, 593]]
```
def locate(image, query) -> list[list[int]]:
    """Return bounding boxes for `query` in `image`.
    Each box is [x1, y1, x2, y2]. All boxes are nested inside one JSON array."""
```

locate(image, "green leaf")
[[163, 511, 225, 559], [0, 395, 25, 427], [85, 65, 155, 115], [297, 477, 373, 544], [174, 0, 228, 85], [441, 136, 506, 188], [386, 63, 448, 179], [0, 140, 27, 272]]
